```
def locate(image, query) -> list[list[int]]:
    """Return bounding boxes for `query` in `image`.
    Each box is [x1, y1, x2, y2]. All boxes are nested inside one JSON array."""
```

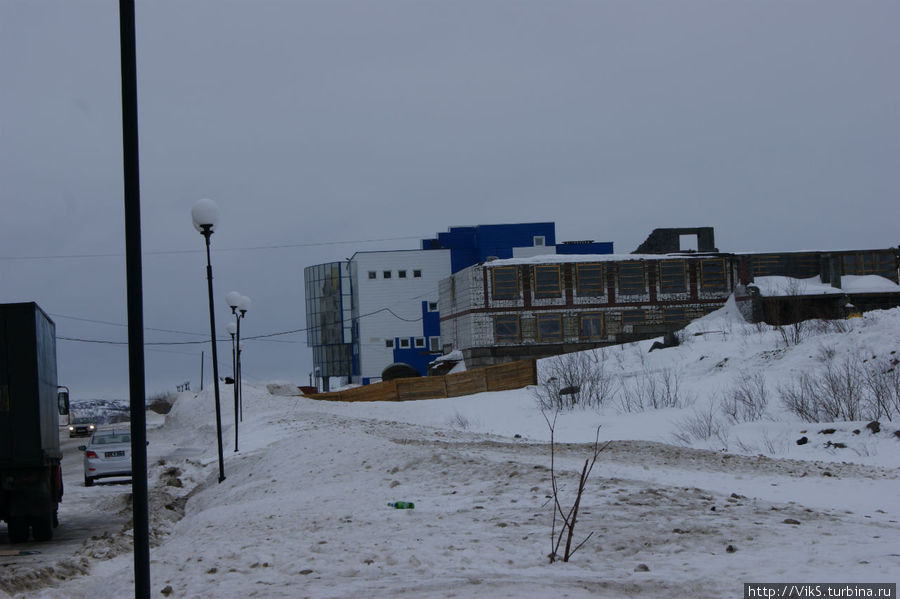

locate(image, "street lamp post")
[[192, 199, 226, 483], [237, 295, 250, 422], [225, 320, 237, 449]]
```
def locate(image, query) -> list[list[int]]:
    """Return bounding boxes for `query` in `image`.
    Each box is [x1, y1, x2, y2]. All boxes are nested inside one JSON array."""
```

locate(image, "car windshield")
[[72, 417, 93, 424], [92, 433, 130, 445]]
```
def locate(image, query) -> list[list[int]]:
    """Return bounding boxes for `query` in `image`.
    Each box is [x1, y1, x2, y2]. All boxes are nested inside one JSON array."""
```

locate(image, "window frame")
[[617, 262, 646, 295], [494, 314, 521, 343], [491, 266, 519, 300], [658, 260, 687, 294], [575, 263, 605, 297], [383, 270, 392, 279], [414, 337, 425, 348], [413, 269, 422, 278], [622, 309, 645, 324], [533, 265, 562, 299], [579, 313, 605, 340], [700, 258, 727, 291], [398, 270, 407, 278], [399, 338, 410, 348], [385, 339, 394, 349], [536, 313, 563, 342], [368, 271, 377, 280]]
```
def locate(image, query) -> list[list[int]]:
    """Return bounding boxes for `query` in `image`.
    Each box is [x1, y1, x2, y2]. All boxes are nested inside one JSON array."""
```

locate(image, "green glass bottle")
[[387, 501, 415, 509]]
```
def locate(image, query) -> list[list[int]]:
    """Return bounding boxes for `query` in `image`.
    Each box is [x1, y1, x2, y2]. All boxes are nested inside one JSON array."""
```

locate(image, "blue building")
[[304, 223, 612, 390]]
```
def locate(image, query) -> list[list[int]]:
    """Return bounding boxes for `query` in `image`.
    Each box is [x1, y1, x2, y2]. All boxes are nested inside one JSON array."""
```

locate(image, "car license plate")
[[105, 450, 126, 458]]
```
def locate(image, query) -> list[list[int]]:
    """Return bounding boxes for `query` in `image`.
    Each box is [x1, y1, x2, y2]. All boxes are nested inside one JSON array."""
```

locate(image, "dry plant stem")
[[544, 410, 608, 563]]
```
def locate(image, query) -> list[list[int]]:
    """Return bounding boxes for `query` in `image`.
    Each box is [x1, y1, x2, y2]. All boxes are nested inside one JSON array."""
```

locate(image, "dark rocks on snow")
[[866, 421, 881, 434], [796, 436, 809, 445]]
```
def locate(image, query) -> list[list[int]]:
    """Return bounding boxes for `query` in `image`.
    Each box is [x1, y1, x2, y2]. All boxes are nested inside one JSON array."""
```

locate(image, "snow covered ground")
[[4, 305, 899, 598]]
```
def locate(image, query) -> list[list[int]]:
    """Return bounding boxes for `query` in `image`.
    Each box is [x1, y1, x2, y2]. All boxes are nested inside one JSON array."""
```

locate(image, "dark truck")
[[0, 302, 65, 542]]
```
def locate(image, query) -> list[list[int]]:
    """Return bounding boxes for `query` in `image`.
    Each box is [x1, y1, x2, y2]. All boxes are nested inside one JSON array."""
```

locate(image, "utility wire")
[[57, 307, 423, 346], [0, 235, 424, 262]]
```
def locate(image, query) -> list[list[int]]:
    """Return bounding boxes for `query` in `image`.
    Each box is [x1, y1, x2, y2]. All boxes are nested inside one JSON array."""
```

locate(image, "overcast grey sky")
[[2, 1, 898, 400]]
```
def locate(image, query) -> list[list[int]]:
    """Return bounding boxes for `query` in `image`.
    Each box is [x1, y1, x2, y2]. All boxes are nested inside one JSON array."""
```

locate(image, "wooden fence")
[[308, 359, 537, 403]]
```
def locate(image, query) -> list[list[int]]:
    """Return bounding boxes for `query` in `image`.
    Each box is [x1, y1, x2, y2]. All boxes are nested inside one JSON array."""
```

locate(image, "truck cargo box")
[[0, 302, 61, 468]]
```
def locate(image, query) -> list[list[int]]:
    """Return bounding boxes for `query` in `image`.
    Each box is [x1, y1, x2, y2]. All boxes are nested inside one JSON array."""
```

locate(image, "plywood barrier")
[[307, 359, 536, 403]]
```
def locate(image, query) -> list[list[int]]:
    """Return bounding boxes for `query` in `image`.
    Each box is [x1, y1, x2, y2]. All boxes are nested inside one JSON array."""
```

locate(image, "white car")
[[80, 430, 132, 486]]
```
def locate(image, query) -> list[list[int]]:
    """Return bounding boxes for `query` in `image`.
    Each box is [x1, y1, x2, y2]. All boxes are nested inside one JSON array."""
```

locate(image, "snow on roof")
[[841, 275, 900, 293], [748, 275, 900, 297], [748, 276, 843, 297], [482, 252, 718, 266]]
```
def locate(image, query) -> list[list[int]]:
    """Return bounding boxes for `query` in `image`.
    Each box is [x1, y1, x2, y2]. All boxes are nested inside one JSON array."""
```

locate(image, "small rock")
[[161, 586, 173, 597], [634, 563, 650, 572], [726, 545, 737, 553], [299, 569, 314, 575], [710, 506, 717, 511], [783, 518, 801, 525], [866, 421, 881, 434], [796, 436, 808, 445]]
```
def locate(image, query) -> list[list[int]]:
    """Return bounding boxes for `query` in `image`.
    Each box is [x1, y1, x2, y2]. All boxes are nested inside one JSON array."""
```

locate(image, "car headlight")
[[89, 424, 95, 430], [68, 426, 74, 431]]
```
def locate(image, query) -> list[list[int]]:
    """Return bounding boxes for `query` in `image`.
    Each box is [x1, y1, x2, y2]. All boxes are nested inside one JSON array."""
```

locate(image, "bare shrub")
[[862, 357, 900, 421], [808, 318, 851, 335], [780, 357, 873, 422], [617, 367, 690, 413], [671, 404, 728, 448], [449, 411, 471, 430], [779, 373, 820, 422], [720, 371, 769, 423], [544, 410, 608, 563], [534, 349, 617, 412], [816, 344, 837, 363]]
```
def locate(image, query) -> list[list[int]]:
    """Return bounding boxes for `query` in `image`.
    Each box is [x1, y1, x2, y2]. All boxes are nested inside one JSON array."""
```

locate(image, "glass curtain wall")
[[304, 262, 354, 379]]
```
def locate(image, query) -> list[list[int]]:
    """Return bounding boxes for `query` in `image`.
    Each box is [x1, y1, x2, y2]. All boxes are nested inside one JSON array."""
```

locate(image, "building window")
[[491, 266, 519, 300], [700, 258, 727, 290], [383, 270, 392, 279], [494, 315, 520, 342], [659, 260, 687, 293], [413, 269, 422, 278], [398, 270, 407, 278], [618, 262, 645, 295], [534, 235, 546, 247], [623, 309, 644, 324], [580, 313, 605, 340], [842, 251, 896, 278], [415, 337, 425, 348], [368, 271, 377, 280], [385, 339, 394, 348], [536, 313, 563, 342], [428, 302, 438, 311], [429, 337, 441, 352], [399, 338, 410, 348], [663, 307, 687, 323], [576, 263, 604, 296], [534, 265, 561, 298]]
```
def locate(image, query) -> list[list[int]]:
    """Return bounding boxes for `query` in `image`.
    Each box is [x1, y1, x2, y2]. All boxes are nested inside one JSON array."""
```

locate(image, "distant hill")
[[69, 399, 130, 424]]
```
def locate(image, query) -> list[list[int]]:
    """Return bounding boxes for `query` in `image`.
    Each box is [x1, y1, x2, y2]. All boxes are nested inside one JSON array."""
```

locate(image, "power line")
[[56, 306, 423, 346], [0, 235, 424, 262]]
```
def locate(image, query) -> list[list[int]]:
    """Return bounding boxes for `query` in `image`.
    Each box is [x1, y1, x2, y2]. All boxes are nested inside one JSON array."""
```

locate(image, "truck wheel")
[[30, 513, 54, 542], [84, 476, 94, 487], [7, 517, 29, 543]]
